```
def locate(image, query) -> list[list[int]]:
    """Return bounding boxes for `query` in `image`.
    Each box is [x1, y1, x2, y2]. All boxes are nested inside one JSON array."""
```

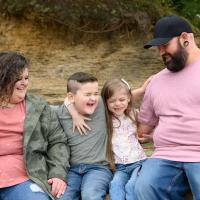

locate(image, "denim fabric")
[[109, 161, 144, 200], [60, 164, 113, 200], [0, 180, 50, 200], [134, 158, 200, 200]]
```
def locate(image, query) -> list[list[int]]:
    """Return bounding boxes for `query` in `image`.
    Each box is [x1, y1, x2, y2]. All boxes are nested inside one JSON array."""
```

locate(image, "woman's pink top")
[[0, 100, 29, 188]]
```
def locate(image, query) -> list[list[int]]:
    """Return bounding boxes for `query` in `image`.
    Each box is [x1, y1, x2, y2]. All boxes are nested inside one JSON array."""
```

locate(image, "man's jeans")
[[61, 164, 113, 200], [134, 158, 200, 200], [109, 161, 144, 200], [0, 180, 50, 200]]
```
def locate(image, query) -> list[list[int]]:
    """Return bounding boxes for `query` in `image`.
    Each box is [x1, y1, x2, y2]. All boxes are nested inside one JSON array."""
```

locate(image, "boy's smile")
[[73, 82, 99, 116]]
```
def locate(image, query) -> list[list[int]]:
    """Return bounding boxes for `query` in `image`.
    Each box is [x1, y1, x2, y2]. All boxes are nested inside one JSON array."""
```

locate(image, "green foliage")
[[2, 0, 199, 32], [161, 0, 200, 29], [0, 0, 166, 32]]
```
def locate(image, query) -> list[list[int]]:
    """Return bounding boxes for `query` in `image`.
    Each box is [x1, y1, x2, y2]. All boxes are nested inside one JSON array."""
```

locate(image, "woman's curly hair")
[[0, 51, 29, 106]]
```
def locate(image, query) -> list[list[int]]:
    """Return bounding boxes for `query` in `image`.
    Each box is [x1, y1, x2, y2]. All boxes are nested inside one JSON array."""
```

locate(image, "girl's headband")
[[121, 78, 131, 90]]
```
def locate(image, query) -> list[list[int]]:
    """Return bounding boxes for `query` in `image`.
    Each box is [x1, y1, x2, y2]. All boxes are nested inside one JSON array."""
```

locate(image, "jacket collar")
[[23, 93, 46, 145]]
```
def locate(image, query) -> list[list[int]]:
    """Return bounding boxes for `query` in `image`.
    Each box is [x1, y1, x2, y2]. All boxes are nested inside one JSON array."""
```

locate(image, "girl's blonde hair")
[[101, 79, 137, 171]]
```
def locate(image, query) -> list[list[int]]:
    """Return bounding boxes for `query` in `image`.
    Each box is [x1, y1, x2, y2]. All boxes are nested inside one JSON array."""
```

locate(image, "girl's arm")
[[131, 76, 153, 100], [65, 98, 91, 135]]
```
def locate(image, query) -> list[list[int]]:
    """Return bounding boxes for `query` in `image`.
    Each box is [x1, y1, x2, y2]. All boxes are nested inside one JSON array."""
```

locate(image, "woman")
[[0, 51, 69, 200]]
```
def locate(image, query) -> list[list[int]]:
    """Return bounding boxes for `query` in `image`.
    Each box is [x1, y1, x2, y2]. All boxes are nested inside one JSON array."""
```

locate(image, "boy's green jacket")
[[23, 93, 69, 200]]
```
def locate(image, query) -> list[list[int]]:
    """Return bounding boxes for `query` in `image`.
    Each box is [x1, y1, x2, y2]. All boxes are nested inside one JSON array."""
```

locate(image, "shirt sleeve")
[[138, 83, 158, 127]]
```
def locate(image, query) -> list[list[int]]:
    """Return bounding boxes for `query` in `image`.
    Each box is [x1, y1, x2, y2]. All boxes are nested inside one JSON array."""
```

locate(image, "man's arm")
[[137, 122, 154, 143]]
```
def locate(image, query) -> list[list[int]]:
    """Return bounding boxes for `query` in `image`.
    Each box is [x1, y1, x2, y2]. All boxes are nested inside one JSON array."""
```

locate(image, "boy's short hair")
[[67, 72, 98, 93]]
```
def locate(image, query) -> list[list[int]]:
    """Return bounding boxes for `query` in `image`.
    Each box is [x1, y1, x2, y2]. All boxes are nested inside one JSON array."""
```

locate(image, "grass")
[[141, 142, 154, 157]]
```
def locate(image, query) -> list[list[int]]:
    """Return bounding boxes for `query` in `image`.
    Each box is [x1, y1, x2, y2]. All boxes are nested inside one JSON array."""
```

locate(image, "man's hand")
[[48, 178, 67, 198], [138, 133, 153, 143], [137, 123, 154, 143]]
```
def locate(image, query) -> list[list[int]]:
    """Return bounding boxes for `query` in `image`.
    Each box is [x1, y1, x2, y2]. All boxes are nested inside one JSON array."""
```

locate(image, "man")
[[134, 15, 200, 200], [57, 72, 113, 200]]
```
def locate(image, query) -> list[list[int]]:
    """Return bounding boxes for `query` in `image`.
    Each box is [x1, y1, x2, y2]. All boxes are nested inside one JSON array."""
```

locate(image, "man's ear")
[[66, 92, 75, 103], [181, 32, 189, 40]]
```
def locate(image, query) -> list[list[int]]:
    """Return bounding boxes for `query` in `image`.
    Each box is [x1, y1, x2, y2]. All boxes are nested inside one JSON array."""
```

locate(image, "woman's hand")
[[48, 178, 67, 198]]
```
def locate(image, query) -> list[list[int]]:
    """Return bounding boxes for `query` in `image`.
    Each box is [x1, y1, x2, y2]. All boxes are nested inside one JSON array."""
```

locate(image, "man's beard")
[[162, 40, 188, 72]]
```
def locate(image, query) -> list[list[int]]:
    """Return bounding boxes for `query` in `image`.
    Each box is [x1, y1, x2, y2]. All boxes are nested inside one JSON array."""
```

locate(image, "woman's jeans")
[[0, 180, 50, 200], [109, 160, 144, 200], [134, 158, 200, 200], [61, 164, 113, 200]]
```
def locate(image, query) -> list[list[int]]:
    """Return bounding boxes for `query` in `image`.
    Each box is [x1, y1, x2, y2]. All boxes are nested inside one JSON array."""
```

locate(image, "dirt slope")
[[0, 15, 162, 104]]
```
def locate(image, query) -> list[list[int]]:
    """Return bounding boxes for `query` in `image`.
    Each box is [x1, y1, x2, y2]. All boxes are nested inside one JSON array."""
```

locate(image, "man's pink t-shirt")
[[0, 100, 29, 187], [138, 58, 200, 162]]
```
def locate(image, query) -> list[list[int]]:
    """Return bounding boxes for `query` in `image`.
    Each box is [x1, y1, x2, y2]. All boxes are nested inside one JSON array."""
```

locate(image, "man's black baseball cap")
[[144, 15, 193, 49]]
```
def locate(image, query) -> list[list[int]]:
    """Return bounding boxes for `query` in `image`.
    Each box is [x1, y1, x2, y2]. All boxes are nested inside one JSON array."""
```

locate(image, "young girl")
[[101, 78, 148, 200]]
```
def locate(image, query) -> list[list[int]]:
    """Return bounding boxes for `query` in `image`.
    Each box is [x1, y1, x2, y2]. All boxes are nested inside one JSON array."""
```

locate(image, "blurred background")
[[0, 0, 199, 104]]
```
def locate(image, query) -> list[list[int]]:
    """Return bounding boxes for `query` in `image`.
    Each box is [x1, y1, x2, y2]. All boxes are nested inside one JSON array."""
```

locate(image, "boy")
[[57, 72, 112, 200]]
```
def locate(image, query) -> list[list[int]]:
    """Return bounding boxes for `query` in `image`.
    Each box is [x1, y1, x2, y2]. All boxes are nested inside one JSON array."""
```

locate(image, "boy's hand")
[[48, 178, 67, 198]]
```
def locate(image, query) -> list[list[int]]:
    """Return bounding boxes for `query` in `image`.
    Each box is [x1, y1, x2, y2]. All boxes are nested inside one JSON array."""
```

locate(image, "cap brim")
[[144, 37, 172, 49]]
